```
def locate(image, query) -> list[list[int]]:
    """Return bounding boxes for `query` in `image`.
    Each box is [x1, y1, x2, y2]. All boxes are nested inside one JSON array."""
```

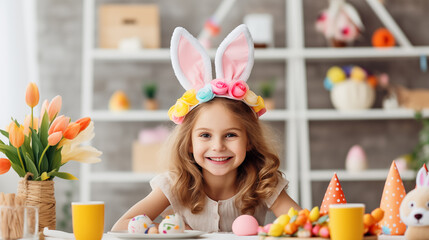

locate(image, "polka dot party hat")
[[379, 161, 406, 235], [320, 173, 347, 215]]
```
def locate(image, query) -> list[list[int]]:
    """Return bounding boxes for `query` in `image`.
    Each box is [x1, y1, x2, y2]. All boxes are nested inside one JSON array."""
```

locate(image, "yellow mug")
[[72, 201, 104, 240], [329, 203, 365, 240]]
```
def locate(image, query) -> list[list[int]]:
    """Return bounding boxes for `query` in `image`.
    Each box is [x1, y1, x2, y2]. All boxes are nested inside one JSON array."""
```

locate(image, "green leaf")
[[39, 111, 50, 147], [21, 135, 34, 163], [24, 152, 39, 179], [10, 162, 26, 177], [31, 129, 43, 164], [0, 129, 9, 138], [50, 172, 78, 180], [49, 147, 62, 171], [0, 144, 19, 165]]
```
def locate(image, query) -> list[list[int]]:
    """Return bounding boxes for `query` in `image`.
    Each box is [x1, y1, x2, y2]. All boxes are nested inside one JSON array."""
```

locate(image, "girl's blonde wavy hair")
[[163, 97, 284, 215]]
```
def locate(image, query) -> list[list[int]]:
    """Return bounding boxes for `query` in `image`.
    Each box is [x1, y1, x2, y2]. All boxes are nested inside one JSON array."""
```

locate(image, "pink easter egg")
[[232, 215, 259, 236]]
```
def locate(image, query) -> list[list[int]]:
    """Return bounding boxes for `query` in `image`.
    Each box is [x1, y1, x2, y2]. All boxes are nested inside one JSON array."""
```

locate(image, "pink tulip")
[[47, 95, 62, 121], [63, 123, 80, 140], [9, 123, 25, 148], [48, 132, 62, 146], [39, 99, 49, 120], [25, 82, 39, 108], [48, 115, 70, 135], [23, 115, 39, 136]]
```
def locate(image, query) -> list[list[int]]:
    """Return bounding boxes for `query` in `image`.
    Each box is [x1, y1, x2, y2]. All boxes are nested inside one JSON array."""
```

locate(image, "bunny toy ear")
[[416, 166, 429, 188], [170, 27, 212, 90], [215, 24, 254, 82]]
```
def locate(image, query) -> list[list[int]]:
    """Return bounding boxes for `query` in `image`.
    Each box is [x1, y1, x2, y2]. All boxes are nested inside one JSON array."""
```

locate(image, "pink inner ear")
[[222, 33, 249, 81], [418, 168, 426, 187], [178, 36, 205, 90]]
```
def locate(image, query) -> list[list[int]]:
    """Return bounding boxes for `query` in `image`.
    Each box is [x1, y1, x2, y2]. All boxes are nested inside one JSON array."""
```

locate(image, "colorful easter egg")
[[327, 66, 346, 83], [345, 145, 368, 172], [324, 77, 334, 91], [159, 214, 185, 234], [128, 214, 153, 233], [350, 66, 367, 81], [232, 215, 259, 236]]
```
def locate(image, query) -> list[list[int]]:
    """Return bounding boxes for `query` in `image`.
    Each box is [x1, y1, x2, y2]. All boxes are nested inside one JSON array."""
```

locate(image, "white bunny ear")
[[170, 27, 212, 90], [215, 24, 254, 82], [416, 167, 429, 188]]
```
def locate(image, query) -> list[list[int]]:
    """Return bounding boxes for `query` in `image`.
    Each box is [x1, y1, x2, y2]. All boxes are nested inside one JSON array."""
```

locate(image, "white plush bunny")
[[168, 25, 266, 124], [400, 167, 429, 240]]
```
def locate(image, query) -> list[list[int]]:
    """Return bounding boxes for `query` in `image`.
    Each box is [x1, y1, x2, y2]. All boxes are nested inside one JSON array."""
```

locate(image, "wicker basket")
[[17, 173, 56, 232]]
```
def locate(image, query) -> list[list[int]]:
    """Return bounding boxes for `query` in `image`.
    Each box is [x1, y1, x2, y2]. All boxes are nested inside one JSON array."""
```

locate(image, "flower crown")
[[168, 25, 266, 124]]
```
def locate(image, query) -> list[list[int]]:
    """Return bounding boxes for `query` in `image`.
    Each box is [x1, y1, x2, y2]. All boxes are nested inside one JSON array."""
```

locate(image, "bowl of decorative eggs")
[[324, 65, 377, 111]]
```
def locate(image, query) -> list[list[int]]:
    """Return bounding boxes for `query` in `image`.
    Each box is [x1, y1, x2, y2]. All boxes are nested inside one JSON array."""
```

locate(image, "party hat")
[[320, 173, 347, 215], [379, 161, 406, 235]]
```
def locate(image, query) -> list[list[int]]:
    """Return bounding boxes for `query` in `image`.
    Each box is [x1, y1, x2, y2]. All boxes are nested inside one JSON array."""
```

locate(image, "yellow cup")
[[329, 203, 365, 240], [72, 201, 104, 240]]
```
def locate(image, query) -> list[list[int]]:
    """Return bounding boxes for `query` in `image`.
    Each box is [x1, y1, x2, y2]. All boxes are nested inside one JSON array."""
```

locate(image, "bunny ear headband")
[[168, 24, 266, 124]]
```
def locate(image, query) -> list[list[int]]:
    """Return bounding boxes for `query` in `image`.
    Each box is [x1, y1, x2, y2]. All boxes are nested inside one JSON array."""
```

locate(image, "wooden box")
[[98, 4, 160, 49], [132, 141, 166, 173]]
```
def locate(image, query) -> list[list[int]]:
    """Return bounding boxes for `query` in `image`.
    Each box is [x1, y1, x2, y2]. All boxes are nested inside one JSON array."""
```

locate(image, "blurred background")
[[1, 0, 429, 232]]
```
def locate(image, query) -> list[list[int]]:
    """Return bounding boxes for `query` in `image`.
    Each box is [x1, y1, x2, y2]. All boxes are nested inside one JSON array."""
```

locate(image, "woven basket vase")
[[17, 173, 56, 232]]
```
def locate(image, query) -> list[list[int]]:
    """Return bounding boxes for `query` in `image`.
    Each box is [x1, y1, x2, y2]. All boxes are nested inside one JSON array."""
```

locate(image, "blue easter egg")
[[324, 77, 334, 91]]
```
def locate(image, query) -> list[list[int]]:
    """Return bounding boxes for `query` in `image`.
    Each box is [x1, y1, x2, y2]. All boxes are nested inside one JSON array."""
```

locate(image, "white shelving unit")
[[80, 0, 299, 203], [81, 0, 428, 210]]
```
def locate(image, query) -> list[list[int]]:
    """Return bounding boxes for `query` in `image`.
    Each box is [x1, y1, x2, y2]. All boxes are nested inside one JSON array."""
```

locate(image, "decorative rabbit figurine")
[[400, 167, 429, 240]]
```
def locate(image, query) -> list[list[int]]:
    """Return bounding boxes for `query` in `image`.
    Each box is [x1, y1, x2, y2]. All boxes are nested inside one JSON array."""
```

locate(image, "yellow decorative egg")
[[268, 223, 284, 237], [273, 214, 290, 227], [327, 66, 346, 83], [350, 66, 367, 81], [109, 90, 130, 111]]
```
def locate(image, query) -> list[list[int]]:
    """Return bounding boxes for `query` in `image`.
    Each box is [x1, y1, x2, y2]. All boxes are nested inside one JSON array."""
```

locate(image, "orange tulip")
[[63, 123, 80, 140], [0, 158, 11, 174], [75, 117, 91, 133], [48, 115, 69, 135], [9, 122, 25, 148], [25, 82, 39, 108], [48, 132, 63, 146], [47, 95, 62, 121], [5, 122, 14, 133]]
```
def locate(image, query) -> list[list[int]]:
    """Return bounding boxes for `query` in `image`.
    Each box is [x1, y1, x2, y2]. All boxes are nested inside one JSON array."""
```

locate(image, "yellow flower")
[[181, 89, 198, 105], [243, 90, 259, 106], [60, 122, 102, 164], [252, 96, 266, 113], [173, 100, 190, 117], [41, 172, 49, 180]]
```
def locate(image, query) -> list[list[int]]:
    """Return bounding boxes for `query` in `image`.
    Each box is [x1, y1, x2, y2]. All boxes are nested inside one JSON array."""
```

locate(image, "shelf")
[[89, 109, 290, 122], [92, 47, 429, 61], [305, 108, 428, 121], [303, 46, 429, 59], [90, 171, 158, 182], [92, 48, 290, 61], [309, 169, 416, 181]]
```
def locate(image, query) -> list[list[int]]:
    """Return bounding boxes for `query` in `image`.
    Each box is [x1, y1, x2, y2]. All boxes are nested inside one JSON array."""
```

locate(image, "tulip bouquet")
[[0, 82, 101, 181]]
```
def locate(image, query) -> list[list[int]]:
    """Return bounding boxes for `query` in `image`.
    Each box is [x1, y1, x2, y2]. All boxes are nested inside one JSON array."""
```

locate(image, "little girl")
[[112, 25, 300, 232]]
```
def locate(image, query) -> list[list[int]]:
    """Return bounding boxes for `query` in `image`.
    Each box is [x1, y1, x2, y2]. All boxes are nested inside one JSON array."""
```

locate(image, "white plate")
[[107, 230, 206, 239]]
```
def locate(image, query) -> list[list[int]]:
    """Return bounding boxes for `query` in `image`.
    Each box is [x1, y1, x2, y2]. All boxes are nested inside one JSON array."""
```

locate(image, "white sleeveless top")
[[150, 172, 288, 232]]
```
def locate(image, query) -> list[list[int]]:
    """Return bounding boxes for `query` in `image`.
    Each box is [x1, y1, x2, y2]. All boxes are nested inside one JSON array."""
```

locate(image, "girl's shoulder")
[[150, 172, 174, 188]]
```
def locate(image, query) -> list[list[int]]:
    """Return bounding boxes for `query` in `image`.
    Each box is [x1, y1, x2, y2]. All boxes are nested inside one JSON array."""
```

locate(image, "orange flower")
[[47, 95, 62, 121], [75, 117, 91, 133], [48, 115, 70, 135], [0, 158, 11, 174], [63, 123, 80, 140], [9, 122, 25, 148], [25, 82, 39, 108], [48, 132, 63, 146]]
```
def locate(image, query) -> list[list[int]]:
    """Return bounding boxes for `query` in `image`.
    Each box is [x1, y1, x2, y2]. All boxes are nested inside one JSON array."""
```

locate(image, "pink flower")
[[171, 115, 184, 124], [228, 80, 248, 99], [48, 132, 63, 146], [48, 115, 70, 135], [211, 79, 229, 95], [47, 95, 62, 121]]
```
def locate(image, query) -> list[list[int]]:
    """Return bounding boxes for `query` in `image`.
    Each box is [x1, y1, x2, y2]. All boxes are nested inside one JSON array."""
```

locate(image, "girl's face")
[[190, 101, 248, 178]]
